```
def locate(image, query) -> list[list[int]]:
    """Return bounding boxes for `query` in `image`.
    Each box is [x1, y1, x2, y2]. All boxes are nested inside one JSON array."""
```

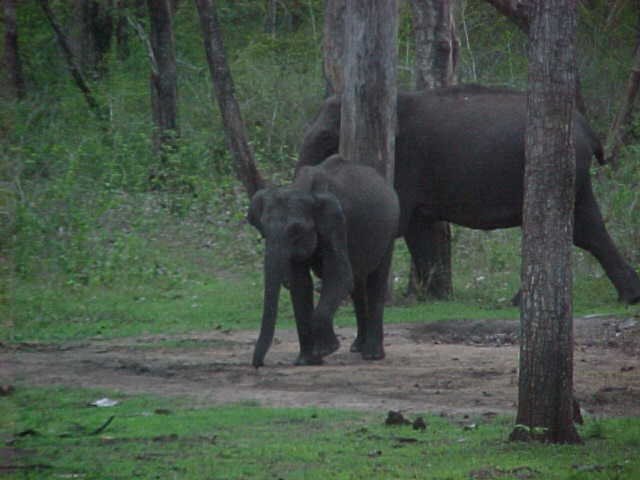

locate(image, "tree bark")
[[194, 0, 265, 198], [3, 0, 25, 99], [322, 0, 345, 96], [147, 0, 179, 161], [606, 40, 640, 165], [411, 0, 458, 89], [511, 0, 581, 445], [406, 0, 458, 301], [38, 0, 105, 120], [340, 0, 397, 181]]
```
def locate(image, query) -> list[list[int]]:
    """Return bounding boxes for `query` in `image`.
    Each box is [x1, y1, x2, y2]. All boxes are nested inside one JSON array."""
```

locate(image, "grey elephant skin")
[[248, 154, 400, 367], [298, 85, 640, 305]]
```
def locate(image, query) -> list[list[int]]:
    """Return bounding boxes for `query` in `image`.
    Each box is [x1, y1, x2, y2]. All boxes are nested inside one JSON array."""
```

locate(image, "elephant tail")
[[577, 113, 606, 165]]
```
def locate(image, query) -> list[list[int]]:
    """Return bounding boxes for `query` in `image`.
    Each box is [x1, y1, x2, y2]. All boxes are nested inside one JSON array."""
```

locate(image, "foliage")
[[3, 387, 640, 479], [1, 0, 639, 345]]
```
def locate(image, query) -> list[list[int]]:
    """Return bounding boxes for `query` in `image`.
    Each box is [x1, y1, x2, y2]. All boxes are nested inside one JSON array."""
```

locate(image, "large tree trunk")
[[340, 0, 397, 180], [3, 0, 25, 100], [194, 0, 265, 198], [147, 0, 179, 164], [407, 0, 458, 301], [322, 0, 345, 96], [510, 0, 581, 445], [411, 0, 458, 89]]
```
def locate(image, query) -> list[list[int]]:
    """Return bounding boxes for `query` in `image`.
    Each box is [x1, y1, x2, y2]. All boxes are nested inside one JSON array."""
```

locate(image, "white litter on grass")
[[90, 397, 119, 408]]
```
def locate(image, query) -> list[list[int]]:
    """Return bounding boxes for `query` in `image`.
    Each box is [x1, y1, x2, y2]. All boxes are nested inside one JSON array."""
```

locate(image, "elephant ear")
[[313, 191, 354, 296], [248, 189, 268, 236]]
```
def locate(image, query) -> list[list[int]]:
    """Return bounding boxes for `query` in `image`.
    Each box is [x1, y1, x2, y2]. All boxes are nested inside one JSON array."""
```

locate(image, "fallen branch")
[[90, 415, 116, 435]]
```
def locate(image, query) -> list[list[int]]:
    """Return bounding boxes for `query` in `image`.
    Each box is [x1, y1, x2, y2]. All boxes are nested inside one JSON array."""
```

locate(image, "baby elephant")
[[248, 154, 400, 367]]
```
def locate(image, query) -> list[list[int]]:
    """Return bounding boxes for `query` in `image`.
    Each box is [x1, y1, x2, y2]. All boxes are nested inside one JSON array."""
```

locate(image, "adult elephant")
[[297, 85, 640, 305], [249, 154, 399, 367]]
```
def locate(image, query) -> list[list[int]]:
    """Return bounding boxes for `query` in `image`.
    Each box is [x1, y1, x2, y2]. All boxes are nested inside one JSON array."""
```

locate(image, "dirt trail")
[[2, 316, 639, 417]]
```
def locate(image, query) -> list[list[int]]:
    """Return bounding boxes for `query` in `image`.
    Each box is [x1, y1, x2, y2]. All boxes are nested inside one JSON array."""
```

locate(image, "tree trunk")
[[194, 0, 265, 198], [265, 0, 277, 35], [38, 0, 106, 121], [407, 0, 458, 300], [411, 0, 458, 89], [322, 0, 345, 96], [606, 39, 640, 165], [340, 0, 397, 181], [510, 0, 581, 445], [3, 0, 25, 100], [73, 0, 114, 77], [147, 0, 179, 163], [115, 0, 130, 60]]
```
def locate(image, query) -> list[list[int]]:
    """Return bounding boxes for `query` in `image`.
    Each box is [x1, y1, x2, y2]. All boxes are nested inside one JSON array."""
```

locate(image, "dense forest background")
[[1, 1, 639, 328]]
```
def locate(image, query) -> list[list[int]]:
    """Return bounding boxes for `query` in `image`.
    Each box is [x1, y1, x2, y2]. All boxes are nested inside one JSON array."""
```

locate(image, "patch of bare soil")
[[1, 316, 639, 417]]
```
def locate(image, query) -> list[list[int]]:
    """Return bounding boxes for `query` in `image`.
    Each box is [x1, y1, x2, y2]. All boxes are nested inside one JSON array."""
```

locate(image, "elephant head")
[[248, 176, 353, 367]]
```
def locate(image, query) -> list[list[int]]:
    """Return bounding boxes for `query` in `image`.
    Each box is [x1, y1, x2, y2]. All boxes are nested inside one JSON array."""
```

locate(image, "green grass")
[[4, 244, 638, 344], [2, 387, 640, 479]]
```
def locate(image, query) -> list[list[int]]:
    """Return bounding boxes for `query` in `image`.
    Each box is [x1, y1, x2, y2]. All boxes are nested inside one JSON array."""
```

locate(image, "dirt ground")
[[2, 315, 639, 418]]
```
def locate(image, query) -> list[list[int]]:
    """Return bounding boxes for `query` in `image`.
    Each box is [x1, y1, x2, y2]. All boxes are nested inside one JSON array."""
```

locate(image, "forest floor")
[[2, 316, 639, 418]]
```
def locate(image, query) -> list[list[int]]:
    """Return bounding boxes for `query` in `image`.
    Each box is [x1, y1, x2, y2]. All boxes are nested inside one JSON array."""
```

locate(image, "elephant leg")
[[309, 275, 343, 359], [404, 212, 453, 300], [350, 278, 369, 353], [289, 263, 323, 366], [360, 246, 394, 361], [574, 188, 640, 304]]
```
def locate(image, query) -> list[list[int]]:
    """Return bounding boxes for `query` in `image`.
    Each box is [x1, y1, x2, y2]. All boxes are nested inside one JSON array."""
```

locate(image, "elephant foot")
[[618, 277, 640, 304], [620, 292, 640, 305], [511, 290, 522, 307], [294, 353, 324, 366], [311, 326, 340, 358], [350, 337, 364, 353], [312, 336, 340, 358], [361, 343, 385, 361]]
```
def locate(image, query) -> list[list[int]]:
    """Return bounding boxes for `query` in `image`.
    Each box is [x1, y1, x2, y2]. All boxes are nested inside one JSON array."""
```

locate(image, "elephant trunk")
[[252, 245, 286, 367]]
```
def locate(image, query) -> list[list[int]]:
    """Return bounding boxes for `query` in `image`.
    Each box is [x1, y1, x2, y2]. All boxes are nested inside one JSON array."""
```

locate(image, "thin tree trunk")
[[265, 0, 277, 35], [115, 0, 131, 60], [38, 0, 105, 120], [511, 0, 581, 445], [73, 0, 114, 78], [322, 0, 345, 96], [407, 0, 458, 300], [147, 0, 179, 161], [194, 0, 265, 198], [606, 40, 640, 165], [340, 0, 397, 181], [3, 0, 25, 100]]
